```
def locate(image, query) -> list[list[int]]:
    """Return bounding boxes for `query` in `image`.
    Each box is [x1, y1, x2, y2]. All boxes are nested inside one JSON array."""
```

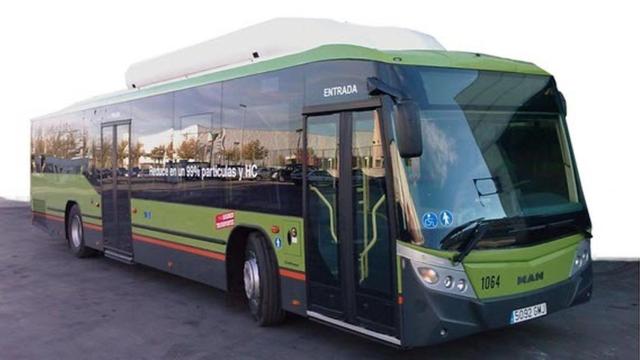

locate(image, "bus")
[[30, 18, 592, 347]]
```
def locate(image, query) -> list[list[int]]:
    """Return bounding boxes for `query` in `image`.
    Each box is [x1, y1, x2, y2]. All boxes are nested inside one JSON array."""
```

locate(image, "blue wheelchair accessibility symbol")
[[274, 236, 282, 249], [422, 212, 438, 229], [439, 210, 453, 227]]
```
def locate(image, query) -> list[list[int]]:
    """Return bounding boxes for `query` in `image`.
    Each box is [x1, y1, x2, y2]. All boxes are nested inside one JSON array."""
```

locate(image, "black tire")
[[243, 231, 285, 326], [67, 205, 97, 258]]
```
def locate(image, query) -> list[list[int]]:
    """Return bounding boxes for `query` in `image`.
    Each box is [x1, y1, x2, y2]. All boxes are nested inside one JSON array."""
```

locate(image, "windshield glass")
[[391, 66, 589, 250]]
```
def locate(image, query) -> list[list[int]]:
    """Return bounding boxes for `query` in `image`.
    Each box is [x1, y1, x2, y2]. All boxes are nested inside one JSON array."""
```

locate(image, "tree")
[[295, 147, 315, 166], [242, 139, 268, 161], [117, 140, 128, 168], [131, 142, 144, 167], [220, 147, 240, 163], [89, 139, 99, 169], [101, 140, 112, 168], [44, 124, 80, 159], [177, 138, 199, 160], [149, 145, 166, 165], [166, 140, 175, 161], [33, 133, 46, 156]]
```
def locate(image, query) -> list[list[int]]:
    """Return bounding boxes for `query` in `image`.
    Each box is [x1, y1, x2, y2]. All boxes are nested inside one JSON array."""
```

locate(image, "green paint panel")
[[31, 174, 305, 273], [463, 235, 581, 299], [39, 44, 548, 120], [31, 174, 102, 226], [131, 199, 305, 272], [398, 234, 583, 299]]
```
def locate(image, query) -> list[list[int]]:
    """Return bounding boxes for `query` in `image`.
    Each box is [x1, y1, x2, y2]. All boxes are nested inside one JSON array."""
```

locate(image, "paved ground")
[[0, 200, 638, 360]]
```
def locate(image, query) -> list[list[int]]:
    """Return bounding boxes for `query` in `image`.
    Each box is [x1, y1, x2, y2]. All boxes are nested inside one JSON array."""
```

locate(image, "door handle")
[[309, 185, 338, 244], [359, 194, 386, 283]]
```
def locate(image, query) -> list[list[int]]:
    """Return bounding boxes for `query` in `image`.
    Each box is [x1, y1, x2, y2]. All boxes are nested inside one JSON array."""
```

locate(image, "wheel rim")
[[70, 215, 82, 248], [243, 252, 260, 303]]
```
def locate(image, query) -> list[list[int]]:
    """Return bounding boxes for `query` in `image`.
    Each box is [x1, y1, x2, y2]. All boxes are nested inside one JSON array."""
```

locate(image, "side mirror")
[[396, 100, 423, 158]]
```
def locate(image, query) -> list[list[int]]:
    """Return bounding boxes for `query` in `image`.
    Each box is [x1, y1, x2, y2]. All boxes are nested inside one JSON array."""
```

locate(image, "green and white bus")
[[30, 19, 592, 347]]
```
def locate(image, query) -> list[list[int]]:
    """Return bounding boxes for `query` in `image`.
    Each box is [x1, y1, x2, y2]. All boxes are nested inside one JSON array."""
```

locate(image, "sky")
[[1, 0, 638, 258]]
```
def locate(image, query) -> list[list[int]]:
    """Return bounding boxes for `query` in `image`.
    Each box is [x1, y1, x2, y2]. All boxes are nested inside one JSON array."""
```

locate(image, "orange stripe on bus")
[[279, 268, 306, 281], [33, 211, 103, 231], [84, 223, 103, 231], [32, 211, 64, 222], [132, 233, 225, 261]]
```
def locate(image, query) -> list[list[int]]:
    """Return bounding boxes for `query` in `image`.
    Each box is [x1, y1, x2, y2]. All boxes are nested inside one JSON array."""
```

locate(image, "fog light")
[[418, 267, 439, 284], [456, 279, 467, 292], [574, 257, 581, 267], [443, 276, 453, 288]]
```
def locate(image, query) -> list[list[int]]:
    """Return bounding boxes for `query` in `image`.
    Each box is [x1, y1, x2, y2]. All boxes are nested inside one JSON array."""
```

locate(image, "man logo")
[[517, 271, 544, 285]]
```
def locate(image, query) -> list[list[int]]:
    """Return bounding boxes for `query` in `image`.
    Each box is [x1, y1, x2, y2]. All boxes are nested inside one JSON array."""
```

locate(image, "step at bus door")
[[100, 120, 134, 262], [303, 98, 398, 340]]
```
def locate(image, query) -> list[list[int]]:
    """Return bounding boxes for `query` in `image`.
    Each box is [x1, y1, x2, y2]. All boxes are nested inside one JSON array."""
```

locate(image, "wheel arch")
[[225, 224, 278, 292]]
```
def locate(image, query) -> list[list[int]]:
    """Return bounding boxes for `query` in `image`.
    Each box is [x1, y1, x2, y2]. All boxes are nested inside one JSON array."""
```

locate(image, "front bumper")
[[400, 262, 592, 348]]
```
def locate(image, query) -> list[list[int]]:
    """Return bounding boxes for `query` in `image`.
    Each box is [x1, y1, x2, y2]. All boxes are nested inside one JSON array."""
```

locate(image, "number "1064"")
[[481, 275, 501, 290]]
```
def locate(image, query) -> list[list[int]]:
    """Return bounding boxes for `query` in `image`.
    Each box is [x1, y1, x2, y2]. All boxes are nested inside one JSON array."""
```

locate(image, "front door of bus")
[[304, 105, 396, 337], [100, 121, 133, 262]]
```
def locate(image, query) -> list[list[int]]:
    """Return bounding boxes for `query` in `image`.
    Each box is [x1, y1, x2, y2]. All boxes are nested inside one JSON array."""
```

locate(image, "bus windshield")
[[393, 67, 589, 250]]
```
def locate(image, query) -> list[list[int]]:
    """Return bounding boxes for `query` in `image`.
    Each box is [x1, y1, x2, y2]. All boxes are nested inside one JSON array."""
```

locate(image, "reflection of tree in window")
[[149, 145, 166, 165], [178, 114, 221, 163], [177, 138, 200, 161], [44, 123, 84, 160], [242, 139, 268, 164]]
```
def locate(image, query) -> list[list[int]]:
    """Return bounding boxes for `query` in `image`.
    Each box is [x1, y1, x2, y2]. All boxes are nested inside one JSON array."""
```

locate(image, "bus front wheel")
[[67, 205, 97, 258], [243, 231, 285, 326]]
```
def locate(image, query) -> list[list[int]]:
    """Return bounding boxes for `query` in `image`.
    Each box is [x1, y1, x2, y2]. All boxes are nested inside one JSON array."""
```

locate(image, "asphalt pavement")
[[0, 199, 638, 359]]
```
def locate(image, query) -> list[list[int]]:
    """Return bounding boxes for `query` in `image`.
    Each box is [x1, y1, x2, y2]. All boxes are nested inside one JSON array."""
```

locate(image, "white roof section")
[[125, 18, 445, 89]]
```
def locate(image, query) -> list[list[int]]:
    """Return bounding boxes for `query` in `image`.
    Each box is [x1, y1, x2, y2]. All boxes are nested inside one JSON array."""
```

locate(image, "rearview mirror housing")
[[395, 100, 423, 158]]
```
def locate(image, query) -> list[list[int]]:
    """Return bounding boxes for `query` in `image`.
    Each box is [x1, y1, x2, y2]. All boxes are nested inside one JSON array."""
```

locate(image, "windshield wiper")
[[454, 223, 489, 264], [440, 217, 485, 251]]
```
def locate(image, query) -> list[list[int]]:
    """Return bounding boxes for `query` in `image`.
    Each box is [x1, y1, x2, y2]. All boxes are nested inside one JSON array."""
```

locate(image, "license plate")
[[510, 302, 547, 324]]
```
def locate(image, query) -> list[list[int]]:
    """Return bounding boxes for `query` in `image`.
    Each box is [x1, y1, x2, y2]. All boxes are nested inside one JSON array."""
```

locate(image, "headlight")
[[418, 267, 439, 284], [570, 239, 591, 277], [398, 243, 477, 299]]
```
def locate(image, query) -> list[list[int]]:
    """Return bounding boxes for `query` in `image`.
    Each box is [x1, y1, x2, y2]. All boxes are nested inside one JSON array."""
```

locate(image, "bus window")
[[351, 111, 393, 325], [221, 67, 304, 215]]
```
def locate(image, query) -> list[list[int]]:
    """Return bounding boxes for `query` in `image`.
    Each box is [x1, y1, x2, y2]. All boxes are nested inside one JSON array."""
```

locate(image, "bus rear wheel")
[[67, 205, 97, 258], [243, 231, 285, 326]]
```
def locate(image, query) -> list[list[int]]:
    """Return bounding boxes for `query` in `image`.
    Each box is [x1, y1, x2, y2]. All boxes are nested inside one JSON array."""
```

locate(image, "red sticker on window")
[[215, 212, 235, 230]]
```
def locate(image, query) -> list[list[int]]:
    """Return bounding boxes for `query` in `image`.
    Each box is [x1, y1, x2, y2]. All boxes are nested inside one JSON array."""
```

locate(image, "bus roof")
[[125, 18, 446, 89], [35, 20, 549, 121]]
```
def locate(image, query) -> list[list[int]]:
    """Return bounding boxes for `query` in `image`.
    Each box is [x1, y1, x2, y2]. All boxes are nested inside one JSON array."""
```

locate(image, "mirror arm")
[[367, 77, 407, 103]]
